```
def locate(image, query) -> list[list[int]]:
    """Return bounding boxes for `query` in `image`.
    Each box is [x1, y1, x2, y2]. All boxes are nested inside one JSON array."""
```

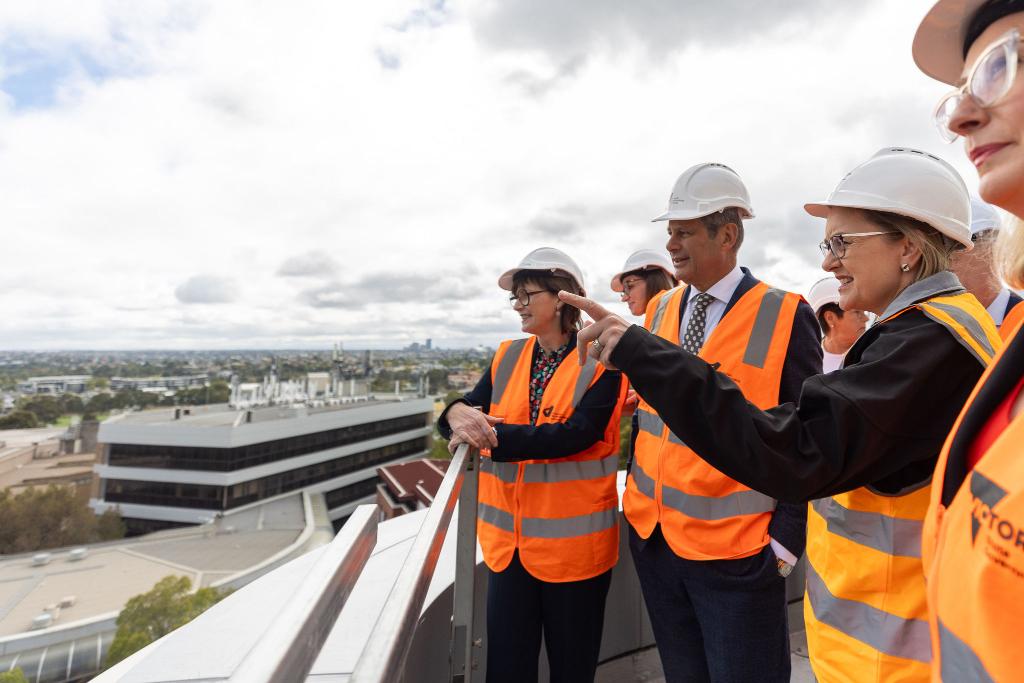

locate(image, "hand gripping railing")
[[350, 443, 480, 682]]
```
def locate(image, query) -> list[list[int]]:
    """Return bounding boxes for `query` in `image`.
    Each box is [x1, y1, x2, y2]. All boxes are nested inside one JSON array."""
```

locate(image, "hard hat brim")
[[804, 199, 974, 250], [912, 0, 989, 85], [610, 264, 674, 292], [498, 266, 583, 291], [651, 208, 756, 222]]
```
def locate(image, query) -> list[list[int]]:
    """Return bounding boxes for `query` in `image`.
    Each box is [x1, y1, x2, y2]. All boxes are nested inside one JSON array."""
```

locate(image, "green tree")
[[0, 410, 39, 429], [0, 486, 125, 554], [0, 668, 28, 683], [59, 394, 85, 415], [17, 395, 63, 424], [105, 576, 231, 668]]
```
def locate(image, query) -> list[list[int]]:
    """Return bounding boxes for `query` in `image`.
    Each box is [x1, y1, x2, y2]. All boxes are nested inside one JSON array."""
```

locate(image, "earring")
[[901, 264, 910, 272]]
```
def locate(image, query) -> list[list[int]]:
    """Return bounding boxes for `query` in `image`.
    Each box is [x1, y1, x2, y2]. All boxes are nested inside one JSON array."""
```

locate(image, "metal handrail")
[[228, 504, 378, 683], [350, 444, 479, 682]]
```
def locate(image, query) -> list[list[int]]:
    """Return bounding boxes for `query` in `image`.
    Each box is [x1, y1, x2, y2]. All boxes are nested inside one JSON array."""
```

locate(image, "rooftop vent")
[[30, 613, 53, 630], [31, 553, 51, 567], [68, 548, 88, 562], [59, 596, 76, 608]]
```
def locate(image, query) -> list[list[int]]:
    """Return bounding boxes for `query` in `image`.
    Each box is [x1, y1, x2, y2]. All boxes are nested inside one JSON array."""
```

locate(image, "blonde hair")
[[861, 209, 957, 281], [996, 217, 1024, 289]]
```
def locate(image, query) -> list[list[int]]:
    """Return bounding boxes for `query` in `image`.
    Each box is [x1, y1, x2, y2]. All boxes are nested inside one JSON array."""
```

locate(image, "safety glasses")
[[934, 28, 1020, 143]]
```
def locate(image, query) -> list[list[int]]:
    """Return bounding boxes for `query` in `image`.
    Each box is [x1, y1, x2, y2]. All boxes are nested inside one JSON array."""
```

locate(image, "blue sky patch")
[[1, 43, 112, 111]]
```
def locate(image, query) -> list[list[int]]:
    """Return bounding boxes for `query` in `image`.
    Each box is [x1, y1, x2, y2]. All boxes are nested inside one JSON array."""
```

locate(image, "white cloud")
[[174, 275, 238, 304], [0, 0, 976, 349]]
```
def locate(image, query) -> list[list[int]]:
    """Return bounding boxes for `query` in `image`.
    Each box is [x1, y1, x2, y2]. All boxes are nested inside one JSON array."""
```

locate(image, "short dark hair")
[[816, 302, 844, 336], [511, 270, 582, 333], [622, 267, 677, 300], [700, 207, 745, 251], [964, 0, 1024, 57]]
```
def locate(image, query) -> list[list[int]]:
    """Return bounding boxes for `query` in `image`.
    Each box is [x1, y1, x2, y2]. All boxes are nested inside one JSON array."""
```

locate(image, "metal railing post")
[[450, 446, 479, 682], [350, 444, 469, 682]]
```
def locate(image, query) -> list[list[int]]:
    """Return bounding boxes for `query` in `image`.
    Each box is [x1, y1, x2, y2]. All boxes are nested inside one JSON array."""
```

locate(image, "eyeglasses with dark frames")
[[509, 289, 553, 307], [818, 231, 899, 260]]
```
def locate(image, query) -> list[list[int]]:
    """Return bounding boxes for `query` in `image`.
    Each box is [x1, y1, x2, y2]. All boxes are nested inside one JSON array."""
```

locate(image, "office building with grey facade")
[[90, 398, 433, 534]]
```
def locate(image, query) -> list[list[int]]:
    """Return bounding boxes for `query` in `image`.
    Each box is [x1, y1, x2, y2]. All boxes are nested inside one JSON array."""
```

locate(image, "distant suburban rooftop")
[[0, 493, 311, 638]]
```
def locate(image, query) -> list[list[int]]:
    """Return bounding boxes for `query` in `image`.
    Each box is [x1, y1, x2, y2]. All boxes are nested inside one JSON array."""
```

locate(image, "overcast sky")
[[0, 0, 978, 350]]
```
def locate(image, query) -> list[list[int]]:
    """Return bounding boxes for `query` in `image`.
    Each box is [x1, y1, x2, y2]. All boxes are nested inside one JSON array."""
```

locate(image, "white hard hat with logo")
[[913, 0, 992, 85], [970, 196, 1003, 236], [498, 247, 585, 292], [610, 249, 675, 292], [652, 163, 755, 222], [807, 278, 842, 315], [804, 147, 973, 250]]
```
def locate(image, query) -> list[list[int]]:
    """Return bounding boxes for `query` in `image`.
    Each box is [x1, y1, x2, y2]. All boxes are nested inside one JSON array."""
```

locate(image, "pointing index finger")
[[558, 291, 611, 322]]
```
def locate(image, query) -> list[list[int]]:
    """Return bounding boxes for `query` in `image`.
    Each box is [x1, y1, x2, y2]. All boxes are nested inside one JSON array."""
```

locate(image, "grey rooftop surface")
[[0, 493, 307, 638], [109, 399, 406, 428]]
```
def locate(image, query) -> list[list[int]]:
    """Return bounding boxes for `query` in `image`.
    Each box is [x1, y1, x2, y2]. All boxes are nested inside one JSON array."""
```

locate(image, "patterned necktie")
[[681, 292, 714, 355]]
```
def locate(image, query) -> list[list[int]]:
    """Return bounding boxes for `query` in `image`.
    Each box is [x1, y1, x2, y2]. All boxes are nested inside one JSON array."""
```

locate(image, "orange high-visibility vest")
[[623, 281, 801, 560], [805, 292, 1000, 683], [477, 337, 626, 583], [1000, 299, 1024, 341], [923, 319, 1022, 682]]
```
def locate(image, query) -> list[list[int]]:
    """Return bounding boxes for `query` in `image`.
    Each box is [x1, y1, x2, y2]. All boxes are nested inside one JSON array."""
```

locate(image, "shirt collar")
[[878, 271, 965, 321], [988, 288, 1012, 324], [690, 264, 744, 306]]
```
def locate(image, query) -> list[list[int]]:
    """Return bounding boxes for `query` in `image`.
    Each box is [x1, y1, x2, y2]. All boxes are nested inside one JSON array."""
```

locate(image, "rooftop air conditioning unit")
[[68, 548, 88, 562], [31, 553, 51, 567], [58, 596, 76, 608], [31, 613, 54, 630]]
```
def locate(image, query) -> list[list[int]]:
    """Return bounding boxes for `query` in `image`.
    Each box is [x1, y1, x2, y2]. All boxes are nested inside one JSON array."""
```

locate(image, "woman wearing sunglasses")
[[561, 147, 1000, 682], [610, 249, 679, 319], [439, 247, 626, 683], [915, 1, 1024, 680]]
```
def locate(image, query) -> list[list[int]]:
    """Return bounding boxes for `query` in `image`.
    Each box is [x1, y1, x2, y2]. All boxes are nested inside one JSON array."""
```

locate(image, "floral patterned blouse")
[[529, 342, 570, 424]]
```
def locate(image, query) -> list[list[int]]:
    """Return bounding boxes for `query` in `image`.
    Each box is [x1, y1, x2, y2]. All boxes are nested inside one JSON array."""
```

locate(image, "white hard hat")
[[610, 249, 675, 292], [807, 277, 841, 315], [970, 195, 1002, 235], [804, 147, 973, 250], [913, 0, 991, 85], [652, 163, 755, 222], [498, 247, 585, 292]]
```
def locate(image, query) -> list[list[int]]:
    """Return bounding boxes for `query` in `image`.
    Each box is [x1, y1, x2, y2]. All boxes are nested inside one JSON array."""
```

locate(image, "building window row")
[[323, 478, 380, 510], [107, 413, 429, 471], [105, 436, 429, 511]]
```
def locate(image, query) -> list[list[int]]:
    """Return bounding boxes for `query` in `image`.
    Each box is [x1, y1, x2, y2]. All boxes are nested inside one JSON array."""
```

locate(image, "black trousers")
[[485, 551, 613, 683], [629, 526, 790, 683]]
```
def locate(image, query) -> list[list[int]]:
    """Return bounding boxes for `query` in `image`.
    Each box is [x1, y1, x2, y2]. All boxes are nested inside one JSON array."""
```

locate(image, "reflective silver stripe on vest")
[[806, 558, 931, 663], [630, 462, 656, 499], [572, 357, 599, 409], [478, 502, 515, 532], [811, 497, 923, 559], [742, 287, 786, 369], [922, 301, 995, 366], [938, 619, 995, 683], [491, 338, 528, 406], [661, 482, 776, 521], [480, 457, 519, 484], [636, 408, 686, 446], [649, 287, 680, 333], [522, 453, 618, 484], [520, 507, 618, 539]]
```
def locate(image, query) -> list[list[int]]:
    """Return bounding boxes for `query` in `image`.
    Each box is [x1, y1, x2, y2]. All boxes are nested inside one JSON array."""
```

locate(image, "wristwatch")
[[776, 557, 794, 578]]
